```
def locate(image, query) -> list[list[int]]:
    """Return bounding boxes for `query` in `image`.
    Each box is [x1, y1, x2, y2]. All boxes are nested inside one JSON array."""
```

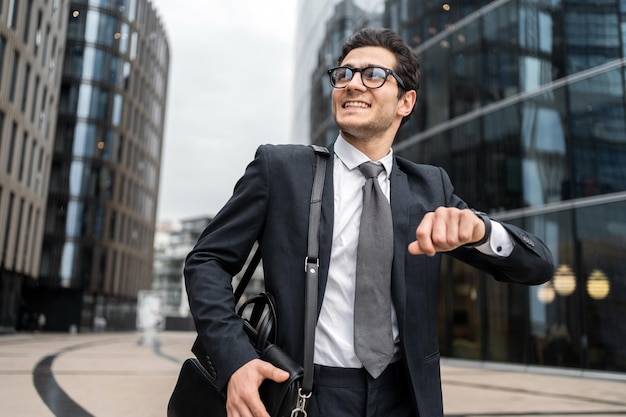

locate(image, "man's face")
[[331, 46, 409, 143]]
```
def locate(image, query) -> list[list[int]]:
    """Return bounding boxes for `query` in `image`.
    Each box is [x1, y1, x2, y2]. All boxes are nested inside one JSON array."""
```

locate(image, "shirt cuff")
[[474, 221, 514, 257]]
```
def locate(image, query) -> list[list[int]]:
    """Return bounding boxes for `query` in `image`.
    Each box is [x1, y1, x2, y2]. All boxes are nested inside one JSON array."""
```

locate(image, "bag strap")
[[301, 144, 329, 398], [233, 144, 328, 305], [200, 145, 328, 405]]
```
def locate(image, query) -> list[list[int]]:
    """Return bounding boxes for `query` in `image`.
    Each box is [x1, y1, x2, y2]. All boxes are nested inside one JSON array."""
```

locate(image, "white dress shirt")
[[313, 136, 513, 368]]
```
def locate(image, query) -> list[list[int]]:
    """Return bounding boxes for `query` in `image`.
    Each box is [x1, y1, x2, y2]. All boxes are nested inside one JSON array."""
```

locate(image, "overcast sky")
[[151, 1, 298, 223]]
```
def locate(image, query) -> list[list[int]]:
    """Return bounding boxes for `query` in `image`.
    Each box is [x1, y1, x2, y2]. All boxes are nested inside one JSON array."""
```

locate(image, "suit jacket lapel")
[[390, 158, 409, 324]]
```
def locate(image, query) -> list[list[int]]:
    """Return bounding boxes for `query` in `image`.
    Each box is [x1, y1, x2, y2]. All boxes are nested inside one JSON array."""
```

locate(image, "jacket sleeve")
[[183, 145, 272, 392]]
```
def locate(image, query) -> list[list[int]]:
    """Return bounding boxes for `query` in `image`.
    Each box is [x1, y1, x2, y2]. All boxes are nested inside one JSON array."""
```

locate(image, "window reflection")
[[69, 161, 86, 197], [60, 241, 77, 286], [85, 10, 117, 47], [77, 83, 111, 119], [521, 104, 566, 205], [65, 201, 84, 237]]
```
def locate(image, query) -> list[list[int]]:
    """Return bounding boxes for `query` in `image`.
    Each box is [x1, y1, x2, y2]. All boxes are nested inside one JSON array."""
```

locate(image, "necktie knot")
[[358, 161, 384, 179]]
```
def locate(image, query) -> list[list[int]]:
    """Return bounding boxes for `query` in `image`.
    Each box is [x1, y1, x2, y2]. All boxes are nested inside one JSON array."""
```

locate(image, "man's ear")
[[397, 90, 417, 117]]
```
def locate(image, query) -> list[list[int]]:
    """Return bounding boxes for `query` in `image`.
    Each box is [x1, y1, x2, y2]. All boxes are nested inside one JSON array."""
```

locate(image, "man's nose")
[[346, 72, 367, 90]]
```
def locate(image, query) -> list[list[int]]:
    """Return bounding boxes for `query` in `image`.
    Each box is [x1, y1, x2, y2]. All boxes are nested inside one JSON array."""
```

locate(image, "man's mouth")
[[342, 101, 370, 109]]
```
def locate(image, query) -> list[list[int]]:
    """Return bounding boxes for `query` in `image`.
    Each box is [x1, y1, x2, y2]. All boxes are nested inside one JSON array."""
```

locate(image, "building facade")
[[0, 0, 68, 332], [153, 217, 211, 323], [152, 217, 265, 330], [298, 0, 626, 373], [17, 0, 169, 332]]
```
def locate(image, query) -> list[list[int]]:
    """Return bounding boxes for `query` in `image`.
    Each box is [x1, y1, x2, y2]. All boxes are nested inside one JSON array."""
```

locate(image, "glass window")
[[521, 101, 567, 206], [60, 241, 77, 286], [5, 122, 18, 174], [18, 133, 28, 182], [103, 129, 120, 161], [128, 0, 137, 22], [565, 6, 620, 74], [42, 25, 50, 67], [568, 69, 626, 198], [21, 64, 31, 113], [65, 201, 84, 237], [520, 56, 553, 93], [76, 83, 111, 119], [9, 51, 20, 102], [23, 0, 34, 43], [69, 160, 87, 197], [30, 76, 39, 122], [27, 141, 37, 188], [575, 200, 626, 371], [118, 22, 129, 54], [85, 10, 117, 47], [130, 31, 138, 61], [34, 11, 42, 55], [538, 11, 552, 54], [112, 94, 122, 126], [72, 122, 97, 157], [0, 35, 6, 89], [7, 0, 18, 29]]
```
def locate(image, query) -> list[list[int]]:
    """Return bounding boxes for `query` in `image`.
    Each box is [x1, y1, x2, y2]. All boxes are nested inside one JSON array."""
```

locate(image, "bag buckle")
[[290, 388, 312, 417], [304, 257, 319, 272]]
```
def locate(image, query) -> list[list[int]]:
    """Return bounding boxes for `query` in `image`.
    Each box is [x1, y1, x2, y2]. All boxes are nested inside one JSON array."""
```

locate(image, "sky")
[[150, 1, 298, 223]]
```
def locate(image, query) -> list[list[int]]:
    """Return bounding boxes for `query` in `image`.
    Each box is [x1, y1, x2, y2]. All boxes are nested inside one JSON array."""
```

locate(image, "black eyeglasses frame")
[[327, 65, 406, 90]]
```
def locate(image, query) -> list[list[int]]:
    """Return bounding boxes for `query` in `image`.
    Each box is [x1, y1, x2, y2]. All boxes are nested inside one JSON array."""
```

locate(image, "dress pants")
[[306, 360, 416, 417]]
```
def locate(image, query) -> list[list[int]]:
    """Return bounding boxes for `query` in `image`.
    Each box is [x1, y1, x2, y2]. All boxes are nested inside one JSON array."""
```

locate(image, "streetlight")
[[587, 269, 610, 300], [537, 282, 555, 304], [553, 264, 576, 296]]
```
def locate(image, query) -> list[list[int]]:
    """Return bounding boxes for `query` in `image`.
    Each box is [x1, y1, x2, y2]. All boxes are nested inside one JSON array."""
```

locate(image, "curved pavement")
[[1, 331, 626, 416]]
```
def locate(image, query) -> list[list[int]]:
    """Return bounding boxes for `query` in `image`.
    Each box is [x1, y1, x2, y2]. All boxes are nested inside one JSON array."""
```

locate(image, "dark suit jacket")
[[184, 143, 554, 417]]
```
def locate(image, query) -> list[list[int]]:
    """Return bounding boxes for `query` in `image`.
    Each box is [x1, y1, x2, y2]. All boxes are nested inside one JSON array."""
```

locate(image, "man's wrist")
[[465, 209, 491, 248]]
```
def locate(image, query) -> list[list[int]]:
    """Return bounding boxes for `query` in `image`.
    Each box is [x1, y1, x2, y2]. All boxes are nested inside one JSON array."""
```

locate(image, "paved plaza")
[[1, 331, 625, 416]]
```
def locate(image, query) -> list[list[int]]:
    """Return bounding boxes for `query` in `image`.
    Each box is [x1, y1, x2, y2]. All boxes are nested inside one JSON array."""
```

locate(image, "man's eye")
[[365, 68, 386, 80], [336, 69, 351, 80]]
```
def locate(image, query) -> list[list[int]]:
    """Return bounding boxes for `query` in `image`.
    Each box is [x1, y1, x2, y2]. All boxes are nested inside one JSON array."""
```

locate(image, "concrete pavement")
[[1, 331, 625, 416]]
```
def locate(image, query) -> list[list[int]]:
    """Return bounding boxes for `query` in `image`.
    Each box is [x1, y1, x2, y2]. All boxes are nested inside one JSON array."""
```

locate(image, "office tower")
[[20, 0, 170, 331], [298, 0, 626, 372]]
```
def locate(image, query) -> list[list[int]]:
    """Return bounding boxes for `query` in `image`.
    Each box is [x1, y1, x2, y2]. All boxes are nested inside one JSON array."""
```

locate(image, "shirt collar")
[[334, 135, 394, 176]]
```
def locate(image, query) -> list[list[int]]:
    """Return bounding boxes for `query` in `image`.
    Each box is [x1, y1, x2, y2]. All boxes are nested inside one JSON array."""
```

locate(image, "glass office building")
[[19, 0, 169, 331], [298, 0, 626, 372]]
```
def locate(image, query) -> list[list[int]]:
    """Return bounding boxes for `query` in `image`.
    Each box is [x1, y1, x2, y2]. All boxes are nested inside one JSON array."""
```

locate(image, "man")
[[184, 27, 554, 417]]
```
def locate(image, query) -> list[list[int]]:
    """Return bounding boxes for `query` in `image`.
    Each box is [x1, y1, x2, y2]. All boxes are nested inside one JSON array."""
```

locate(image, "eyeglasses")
[[327, 65, 406, 90]]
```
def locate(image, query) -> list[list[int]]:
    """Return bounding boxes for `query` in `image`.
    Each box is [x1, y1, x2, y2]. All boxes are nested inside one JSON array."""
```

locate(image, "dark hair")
[[337, 27, 420, 125]]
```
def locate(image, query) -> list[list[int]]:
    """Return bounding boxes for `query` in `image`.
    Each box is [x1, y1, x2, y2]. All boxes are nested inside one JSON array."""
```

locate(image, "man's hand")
[[408, 207, 486, 256], [226, 358, 289, 417]]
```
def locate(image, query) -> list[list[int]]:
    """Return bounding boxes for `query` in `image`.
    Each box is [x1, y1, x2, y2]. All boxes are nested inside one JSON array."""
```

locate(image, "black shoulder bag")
[[167, 145, 329, 417]]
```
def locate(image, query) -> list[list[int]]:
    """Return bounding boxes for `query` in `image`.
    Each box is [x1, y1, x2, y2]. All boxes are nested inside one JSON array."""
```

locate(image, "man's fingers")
[[259, 361, 290, 383], [412, 213, 436, 256], [226, 359, 280, 417]]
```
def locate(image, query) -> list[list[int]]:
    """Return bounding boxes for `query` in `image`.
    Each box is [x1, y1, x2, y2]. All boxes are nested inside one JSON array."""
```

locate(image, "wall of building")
[[9, 0, 170, 332], [0, 0, 69, 332], [297, 0, 626, 372]]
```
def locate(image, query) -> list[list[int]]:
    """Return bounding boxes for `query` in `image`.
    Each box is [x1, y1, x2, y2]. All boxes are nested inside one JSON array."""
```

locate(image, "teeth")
[[343, 102, 369, 108]]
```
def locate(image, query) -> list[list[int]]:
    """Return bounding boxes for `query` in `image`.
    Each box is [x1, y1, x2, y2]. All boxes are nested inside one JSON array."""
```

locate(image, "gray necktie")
[[354, 161, 394, 378]]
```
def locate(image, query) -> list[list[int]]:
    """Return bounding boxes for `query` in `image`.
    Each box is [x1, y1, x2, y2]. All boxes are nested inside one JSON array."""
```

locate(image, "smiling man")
[[184, 27, 555, 417]]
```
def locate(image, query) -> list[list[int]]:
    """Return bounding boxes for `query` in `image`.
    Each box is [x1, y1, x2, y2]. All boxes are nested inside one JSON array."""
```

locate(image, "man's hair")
[[337, 27, 420, 125]]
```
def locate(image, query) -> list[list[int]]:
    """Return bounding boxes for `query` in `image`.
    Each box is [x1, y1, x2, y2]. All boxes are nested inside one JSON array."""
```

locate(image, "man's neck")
[[340, 132, 395, 161]]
